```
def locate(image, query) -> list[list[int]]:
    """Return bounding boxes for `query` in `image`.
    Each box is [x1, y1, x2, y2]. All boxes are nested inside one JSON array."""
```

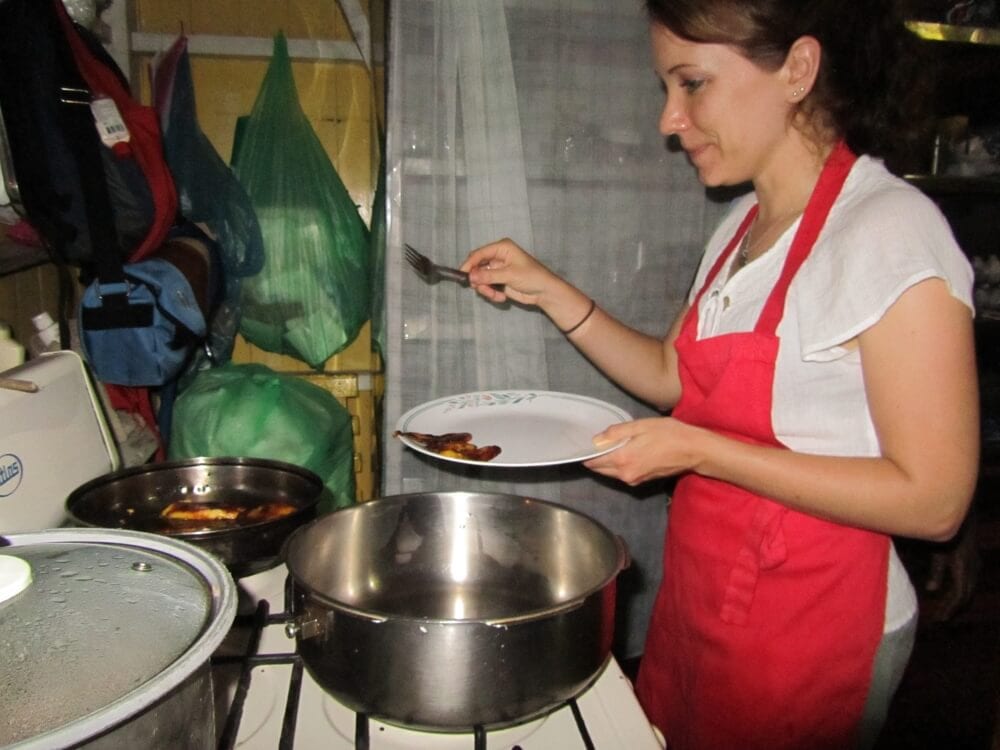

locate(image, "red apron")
[[636, 143, 889, 750]]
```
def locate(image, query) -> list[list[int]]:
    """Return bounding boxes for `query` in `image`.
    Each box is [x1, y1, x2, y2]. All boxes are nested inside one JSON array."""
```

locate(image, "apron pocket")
[[720, 501, 788, 625]]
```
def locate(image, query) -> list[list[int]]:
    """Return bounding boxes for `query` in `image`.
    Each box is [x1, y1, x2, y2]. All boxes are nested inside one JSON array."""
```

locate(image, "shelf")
[[129, 32, 381, 65], [128, 0, 378, 69], [904, 174, 1000, 195], [0, 230, 47, 277], [907, 21, 1000, 46]]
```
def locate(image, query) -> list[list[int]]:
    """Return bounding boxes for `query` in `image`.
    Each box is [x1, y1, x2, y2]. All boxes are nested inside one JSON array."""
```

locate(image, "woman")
[[460, 1, 979, 748]]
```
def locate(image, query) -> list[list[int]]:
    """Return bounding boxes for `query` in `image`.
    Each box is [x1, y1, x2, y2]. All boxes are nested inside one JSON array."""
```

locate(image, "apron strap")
[[691, 204, 759, 311], [755, 141, 857, 335]]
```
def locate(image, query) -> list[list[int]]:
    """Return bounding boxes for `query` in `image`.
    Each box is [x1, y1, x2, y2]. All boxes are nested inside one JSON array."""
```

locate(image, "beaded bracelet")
[[560, 298, 597, 336]]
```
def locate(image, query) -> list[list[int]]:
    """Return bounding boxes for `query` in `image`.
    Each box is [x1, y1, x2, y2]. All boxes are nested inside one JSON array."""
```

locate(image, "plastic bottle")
[[0, 323, 26, 372], [28, 312, 62, 358]]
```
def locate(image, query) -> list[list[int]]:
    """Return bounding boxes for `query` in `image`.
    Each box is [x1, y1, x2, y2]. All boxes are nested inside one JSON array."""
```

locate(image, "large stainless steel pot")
[[0, 528, 237, 749], [283, 491, 629, 730], [65, 457, 326, 577]]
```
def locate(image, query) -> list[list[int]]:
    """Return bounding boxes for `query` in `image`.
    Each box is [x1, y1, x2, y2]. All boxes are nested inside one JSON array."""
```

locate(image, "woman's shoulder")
[[794, 156, 973, 358], [833, 156, 944, 235], [820, 156, 967, 272]]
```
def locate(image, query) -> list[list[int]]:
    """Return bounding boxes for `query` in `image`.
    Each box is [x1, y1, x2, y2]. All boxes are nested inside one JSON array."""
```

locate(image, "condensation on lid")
[[0, 555, 32, 604], [0, 541, 212, 746]]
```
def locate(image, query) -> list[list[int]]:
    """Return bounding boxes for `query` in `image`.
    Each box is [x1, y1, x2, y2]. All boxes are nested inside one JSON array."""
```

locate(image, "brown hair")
[[645, 0, 935, 172]]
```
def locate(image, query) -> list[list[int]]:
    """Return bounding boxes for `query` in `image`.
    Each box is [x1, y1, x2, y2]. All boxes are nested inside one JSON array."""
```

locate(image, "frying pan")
[[65, 457, 326, 577]]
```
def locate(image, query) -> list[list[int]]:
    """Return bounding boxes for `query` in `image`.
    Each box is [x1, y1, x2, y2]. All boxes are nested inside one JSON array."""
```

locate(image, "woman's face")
[[650, 23, 794, 187]]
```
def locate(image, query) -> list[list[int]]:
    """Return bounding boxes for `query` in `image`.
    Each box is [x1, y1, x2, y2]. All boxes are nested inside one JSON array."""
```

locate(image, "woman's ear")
[[784, 35, 821, 101]]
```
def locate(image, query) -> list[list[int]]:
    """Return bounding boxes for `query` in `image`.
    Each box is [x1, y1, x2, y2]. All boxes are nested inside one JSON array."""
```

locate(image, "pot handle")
[[285, 614, 324, 640]]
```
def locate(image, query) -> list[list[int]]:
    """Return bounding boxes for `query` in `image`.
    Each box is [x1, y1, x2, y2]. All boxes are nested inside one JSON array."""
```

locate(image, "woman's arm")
[[587, 277, 979, 541], [463, 238, 686, 410]]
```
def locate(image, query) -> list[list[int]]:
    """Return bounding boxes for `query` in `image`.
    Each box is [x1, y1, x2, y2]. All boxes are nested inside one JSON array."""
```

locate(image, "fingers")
[[593, 422, 631, 448], [584, 424, 634, 477], [460, 238, 518, 273], [471, 280, 508, 303], [583, 418, 694, 486], [461, 238, 541, 303]]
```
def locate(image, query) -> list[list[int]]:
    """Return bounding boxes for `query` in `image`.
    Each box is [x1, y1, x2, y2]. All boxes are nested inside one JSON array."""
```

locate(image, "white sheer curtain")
[[382, 0, 728, 657]]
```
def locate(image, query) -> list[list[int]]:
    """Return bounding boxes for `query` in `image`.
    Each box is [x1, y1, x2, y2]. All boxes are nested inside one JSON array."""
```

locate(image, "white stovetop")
[[215, 566, 664, 750]]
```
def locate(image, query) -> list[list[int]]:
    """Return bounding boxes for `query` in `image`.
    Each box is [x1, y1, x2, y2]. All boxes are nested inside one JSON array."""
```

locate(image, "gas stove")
[[213, 565, 665, 749]]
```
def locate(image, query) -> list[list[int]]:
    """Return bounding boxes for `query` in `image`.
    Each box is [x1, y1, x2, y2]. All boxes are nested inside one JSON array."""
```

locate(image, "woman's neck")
[[730, 136, 835, 273], [752, 135, 833, 226]]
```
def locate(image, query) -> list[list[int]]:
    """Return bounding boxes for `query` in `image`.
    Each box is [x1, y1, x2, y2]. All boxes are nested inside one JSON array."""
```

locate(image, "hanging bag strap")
[[49, 2, 154, 330], [63, 83, 154, 330]]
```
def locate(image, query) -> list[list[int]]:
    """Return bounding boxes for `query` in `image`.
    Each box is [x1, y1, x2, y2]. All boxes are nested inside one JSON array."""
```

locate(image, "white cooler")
[[1, 351, 119, 533]]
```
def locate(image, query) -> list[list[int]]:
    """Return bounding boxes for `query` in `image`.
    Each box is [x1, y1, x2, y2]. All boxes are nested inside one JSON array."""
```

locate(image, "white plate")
[[394, 390, 632, 467]]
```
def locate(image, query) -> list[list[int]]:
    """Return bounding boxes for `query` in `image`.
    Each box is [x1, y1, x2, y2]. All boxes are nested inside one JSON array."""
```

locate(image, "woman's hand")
[[461, 238, 597, 333], [460, 238, 561, 307], [584, 416, 705, 485]]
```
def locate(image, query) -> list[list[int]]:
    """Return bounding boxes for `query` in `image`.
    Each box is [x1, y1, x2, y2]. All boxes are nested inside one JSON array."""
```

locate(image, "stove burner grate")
[[212, 598, 599, 749], [213, 601, 306, 750]]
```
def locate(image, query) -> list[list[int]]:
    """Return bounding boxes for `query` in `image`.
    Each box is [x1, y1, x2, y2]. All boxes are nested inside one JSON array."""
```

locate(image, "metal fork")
[[404, 244, 503, 290], [404, 244, 471, 285]]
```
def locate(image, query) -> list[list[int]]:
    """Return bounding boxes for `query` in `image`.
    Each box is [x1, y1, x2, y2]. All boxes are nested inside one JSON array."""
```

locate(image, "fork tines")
[[404, 244, 429, 274]]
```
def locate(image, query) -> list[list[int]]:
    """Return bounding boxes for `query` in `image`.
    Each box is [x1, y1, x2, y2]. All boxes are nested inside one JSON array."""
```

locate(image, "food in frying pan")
[[161, 503, 242, 521], [394, 430, 502, 462], [159, 500, 299, 531]]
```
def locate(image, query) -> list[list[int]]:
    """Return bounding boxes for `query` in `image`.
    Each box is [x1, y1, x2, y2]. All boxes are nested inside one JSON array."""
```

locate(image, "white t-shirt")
[[686, 155, 975, 631]]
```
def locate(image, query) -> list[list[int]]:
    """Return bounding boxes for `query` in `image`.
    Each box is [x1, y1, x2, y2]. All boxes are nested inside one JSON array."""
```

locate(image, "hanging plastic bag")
[[151, 34, 265, 364], [231, 33, 370, 368], [168, 363, 356, 511]]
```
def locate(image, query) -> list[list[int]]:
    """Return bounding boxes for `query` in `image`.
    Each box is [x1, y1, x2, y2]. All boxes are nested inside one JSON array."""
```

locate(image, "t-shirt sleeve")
[[793, 181, 974, 362]]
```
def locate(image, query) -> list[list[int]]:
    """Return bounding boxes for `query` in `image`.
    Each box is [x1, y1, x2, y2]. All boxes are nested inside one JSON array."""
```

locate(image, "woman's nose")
[[659, 101, 689, 136]]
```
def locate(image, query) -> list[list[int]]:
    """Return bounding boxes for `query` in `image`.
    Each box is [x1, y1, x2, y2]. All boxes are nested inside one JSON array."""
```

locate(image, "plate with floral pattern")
[[394, 390, 631, 467]]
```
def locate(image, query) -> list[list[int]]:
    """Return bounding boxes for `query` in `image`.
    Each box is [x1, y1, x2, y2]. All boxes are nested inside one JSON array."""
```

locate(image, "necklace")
[[737, 229, 752, 269], [734, 210, 803, 272]]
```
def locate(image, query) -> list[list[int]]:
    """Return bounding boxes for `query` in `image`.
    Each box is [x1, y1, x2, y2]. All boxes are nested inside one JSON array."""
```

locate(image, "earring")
[[791, 86, 805, 98]]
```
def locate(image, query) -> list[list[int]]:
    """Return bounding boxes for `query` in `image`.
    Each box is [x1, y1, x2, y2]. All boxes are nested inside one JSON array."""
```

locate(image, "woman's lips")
[[684, 143, 709, 163]]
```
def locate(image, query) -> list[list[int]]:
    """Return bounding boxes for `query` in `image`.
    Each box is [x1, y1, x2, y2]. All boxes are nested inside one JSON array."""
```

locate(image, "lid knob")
[[0, 555, 32, 604]]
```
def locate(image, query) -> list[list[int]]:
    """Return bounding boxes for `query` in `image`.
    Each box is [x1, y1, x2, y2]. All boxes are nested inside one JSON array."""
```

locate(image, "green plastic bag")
[[232, 34, 370, 368], [169, 363, 356, 511]]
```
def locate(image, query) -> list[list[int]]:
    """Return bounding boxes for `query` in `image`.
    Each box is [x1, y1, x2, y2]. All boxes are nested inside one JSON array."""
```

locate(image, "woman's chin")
[[695, 168, 724, 187], [688, 157, 721, 186], [694, 166, 744, 189]]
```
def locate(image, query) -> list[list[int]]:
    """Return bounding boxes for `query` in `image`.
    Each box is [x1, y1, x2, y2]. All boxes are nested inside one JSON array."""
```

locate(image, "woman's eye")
[[680, 78, 705, 94]]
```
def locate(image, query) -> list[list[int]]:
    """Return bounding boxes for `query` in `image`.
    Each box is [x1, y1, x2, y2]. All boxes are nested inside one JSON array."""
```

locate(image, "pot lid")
[[0, 529, 236, 748]]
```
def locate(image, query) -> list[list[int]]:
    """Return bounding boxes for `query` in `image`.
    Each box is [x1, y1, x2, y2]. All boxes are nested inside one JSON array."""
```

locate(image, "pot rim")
[[1, 528, 237, 750], [64, 456, 325, 538], [66, 455, 322, 493], [285, 491, 629, 626]]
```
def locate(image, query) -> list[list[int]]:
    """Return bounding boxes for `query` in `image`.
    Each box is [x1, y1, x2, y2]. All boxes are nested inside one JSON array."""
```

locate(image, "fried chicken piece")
[[244, 502, 298, 521], [394, 430, 502, 462], [160, 502, 242, 521], [159, 501, 298, 530]]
